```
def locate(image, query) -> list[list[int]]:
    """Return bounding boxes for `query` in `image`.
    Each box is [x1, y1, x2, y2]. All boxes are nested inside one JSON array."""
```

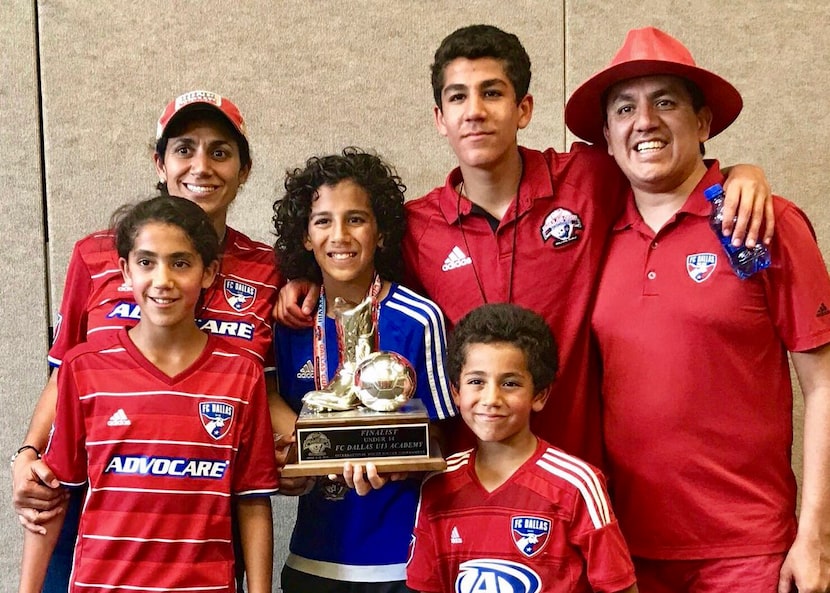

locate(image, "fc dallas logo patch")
[[686, 253, 717, 283], [224, 279, 257, 312], [199, 401, 234, 440], [511, 516, 551, 557]]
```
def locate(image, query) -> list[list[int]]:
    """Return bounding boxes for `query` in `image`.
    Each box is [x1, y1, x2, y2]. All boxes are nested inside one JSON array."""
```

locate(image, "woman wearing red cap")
[[12, 90, 287, 592]]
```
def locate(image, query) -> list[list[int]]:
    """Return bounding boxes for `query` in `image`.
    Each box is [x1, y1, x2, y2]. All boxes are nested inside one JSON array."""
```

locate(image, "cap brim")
[[565, 60, 743, 144]]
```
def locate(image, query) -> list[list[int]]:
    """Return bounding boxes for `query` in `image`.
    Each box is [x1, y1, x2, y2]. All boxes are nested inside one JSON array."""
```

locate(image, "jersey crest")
[[511, 516, 550, 557], [199, 401, 234, 440], [224, 279, 257, 312], [686, 253, 717, 283], [455, 559, 541, 593], [541, 208, 583, 247]]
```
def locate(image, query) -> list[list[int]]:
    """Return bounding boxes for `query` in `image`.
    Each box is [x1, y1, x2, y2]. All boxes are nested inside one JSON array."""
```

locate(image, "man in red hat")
[[568, 26, 830, 593]]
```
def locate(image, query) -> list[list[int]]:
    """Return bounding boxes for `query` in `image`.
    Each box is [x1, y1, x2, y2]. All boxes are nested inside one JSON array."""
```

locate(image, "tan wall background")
[[1, 0, 827, 589]]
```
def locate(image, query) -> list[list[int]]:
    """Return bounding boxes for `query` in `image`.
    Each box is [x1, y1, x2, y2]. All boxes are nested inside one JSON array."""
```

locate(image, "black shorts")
[[280, 565, 416, 593]]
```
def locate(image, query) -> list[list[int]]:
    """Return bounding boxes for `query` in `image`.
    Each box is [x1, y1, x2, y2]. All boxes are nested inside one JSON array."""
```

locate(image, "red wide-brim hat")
[[565, 27, 743, 145]]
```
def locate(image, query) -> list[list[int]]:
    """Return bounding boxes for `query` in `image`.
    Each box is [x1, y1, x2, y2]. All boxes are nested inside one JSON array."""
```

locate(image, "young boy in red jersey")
[[406, 304, 636, 593]]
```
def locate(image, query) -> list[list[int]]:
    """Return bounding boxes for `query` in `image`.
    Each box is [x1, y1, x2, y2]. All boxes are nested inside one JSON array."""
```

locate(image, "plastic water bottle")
[[704, 183, 771, 279]]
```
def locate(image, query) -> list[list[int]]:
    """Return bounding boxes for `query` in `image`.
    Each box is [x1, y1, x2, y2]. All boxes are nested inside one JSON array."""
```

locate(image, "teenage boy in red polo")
[[277, 25, 772, 470], [568, 27, 830, 593]]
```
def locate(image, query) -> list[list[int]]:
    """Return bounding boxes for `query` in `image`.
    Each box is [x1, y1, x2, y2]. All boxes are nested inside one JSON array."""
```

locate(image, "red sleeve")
[[402, 214, 427, 296], [406, 482, 443, 593], [48, 242, 94, 367], [764, 198, 830, 352], [569, 470, 636, 593], [43, 356, 89, 486], [559, 142, 628, 219], [232, 368, 279, 496]]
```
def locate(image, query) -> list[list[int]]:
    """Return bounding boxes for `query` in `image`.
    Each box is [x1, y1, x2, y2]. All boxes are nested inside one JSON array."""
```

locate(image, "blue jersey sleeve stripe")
[[387, 288, 456, 420]]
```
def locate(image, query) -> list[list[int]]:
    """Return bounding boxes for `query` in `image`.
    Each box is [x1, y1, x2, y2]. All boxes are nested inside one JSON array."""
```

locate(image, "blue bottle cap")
[[703, 183, 724, 201]]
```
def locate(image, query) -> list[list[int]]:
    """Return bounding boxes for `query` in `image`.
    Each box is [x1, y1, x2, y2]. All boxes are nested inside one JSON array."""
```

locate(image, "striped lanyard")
[[312, 273, 382, 390]]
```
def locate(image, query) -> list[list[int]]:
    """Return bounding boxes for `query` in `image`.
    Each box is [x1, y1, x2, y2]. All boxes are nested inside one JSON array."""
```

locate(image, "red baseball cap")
[[156, 90, 247, 141], [565, 27, 742, 144]]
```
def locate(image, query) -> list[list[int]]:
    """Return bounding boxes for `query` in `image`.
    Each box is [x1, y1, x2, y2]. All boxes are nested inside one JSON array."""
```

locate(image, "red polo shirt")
[[403, 144, 626, 466], [592, 163, 830, 559]]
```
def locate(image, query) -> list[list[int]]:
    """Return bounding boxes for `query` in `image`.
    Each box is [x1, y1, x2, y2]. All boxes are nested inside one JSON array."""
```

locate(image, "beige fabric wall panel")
[[0, 0, 47, 579], [39, 0, 566, 310]]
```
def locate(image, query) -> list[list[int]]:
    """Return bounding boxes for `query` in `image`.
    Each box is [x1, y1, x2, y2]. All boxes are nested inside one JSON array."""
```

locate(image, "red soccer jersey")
[[407, 439, 635, 593], [44, 331, 279, 592], [49, 226, 279, 370], [592, 163, 830, 559], [402, 145, 626, 466]]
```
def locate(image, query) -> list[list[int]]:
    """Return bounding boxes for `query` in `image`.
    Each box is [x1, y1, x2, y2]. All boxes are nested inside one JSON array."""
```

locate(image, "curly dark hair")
[[111, 194, 220, 266], [272, 147, 406, 284], [431, 24, 532, 109], [448, 304, 558, 393]]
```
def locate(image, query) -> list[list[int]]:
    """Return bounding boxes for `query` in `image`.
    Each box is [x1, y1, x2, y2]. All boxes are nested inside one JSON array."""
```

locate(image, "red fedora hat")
[[565, 27, 742, 144]]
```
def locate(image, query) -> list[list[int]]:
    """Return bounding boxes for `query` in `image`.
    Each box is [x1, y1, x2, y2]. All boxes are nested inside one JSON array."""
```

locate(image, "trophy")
[[281, 296, 446, 477]]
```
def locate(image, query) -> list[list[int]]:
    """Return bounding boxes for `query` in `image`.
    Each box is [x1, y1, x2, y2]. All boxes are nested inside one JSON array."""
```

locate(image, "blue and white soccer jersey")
[[275, 283, 456, 581], [407, 439, 636, 593]]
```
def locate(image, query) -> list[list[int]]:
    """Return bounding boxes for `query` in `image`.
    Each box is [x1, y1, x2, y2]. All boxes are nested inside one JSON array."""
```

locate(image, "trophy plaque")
[[280, 295, 446, 478]]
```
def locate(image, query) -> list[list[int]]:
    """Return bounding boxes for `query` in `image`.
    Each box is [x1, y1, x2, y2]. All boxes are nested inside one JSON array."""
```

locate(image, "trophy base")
[[280, 399, 446, 478], [280, 438, 446, 477]]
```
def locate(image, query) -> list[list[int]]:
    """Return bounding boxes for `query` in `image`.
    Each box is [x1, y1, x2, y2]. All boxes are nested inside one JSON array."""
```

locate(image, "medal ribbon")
[[312, 273, 382, 390]]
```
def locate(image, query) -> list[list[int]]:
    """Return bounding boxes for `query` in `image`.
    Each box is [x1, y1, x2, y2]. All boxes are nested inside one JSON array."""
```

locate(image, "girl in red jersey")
[[19, 195, 279, 593], [12, 91, 291, 592]]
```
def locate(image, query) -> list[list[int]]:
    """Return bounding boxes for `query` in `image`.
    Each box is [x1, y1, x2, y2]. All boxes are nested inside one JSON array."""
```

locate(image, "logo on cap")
[[175, 90, 222, 110]]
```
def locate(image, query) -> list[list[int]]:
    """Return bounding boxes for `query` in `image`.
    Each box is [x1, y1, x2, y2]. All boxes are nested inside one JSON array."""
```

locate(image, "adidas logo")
[[818, 303, 830, 318], [450, 526, 463, 544], [117, 282, 133, 292], [297, 360, 314, 380], [442, 246, 472, 271], [107, 408, 131, 427]]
